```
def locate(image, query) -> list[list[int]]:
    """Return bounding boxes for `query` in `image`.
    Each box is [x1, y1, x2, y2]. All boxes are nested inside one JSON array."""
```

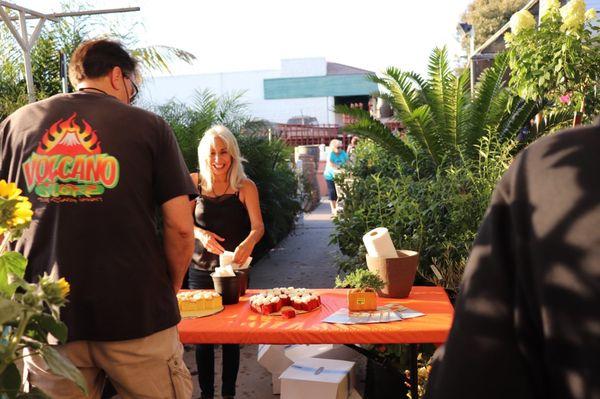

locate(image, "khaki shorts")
[[23, 326, 192, 399]]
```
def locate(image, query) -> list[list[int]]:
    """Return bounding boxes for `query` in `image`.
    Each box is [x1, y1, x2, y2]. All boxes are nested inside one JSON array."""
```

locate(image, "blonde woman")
[[323, 139, 349, 214], [189, 125, 264, 399]]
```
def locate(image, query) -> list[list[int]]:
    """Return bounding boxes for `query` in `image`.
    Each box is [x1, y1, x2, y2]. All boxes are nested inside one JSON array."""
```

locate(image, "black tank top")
[[191, 183, 251, 271]]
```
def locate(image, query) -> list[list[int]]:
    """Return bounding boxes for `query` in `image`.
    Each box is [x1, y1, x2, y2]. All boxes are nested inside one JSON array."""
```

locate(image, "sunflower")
[[0, 180, 22, 200]]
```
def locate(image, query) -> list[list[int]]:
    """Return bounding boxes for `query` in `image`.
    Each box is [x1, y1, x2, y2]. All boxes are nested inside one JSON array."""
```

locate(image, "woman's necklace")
[[78, 87, 110, 96], [212, 181, 230, 198]]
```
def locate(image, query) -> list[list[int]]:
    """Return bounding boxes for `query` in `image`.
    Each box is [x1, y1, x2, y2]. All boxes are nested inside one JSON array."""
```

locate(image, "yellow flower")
[[510, 10, 536, 35], [560, 0, 586, 32], [0, 180, 22, 200], [585, 8, 597, 21], [40, 275, 70, 304], [56, 278, 70, 298], [9, 196, 33, 227], [541, 0, 561, 18]]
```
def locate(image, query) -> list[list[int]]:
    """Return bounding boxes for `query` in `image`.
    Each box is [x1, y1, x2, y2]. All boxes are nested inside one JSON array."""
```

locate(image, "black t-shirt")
[[425, 124, 600, 399], [0, 91, 198, 342]]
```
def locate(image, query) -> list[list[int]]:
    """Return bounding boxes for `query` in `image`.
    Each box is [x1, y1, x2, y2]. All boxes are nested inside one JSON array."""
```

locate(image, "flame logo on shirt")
[[22, 113, 120, 199], [37, 113, 101, 156]]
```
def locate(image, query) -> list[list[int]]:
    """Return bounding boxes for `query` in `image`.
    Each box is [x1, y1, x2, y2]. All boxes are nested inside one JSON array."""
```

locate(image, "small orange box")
[[347, 289, 378, 311]]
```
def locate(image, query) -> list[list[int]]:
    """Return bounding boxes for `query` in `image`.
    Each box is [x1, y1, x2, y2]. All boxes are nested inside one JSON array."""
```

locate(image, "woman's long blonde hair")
[[197, 125, 247, 193]]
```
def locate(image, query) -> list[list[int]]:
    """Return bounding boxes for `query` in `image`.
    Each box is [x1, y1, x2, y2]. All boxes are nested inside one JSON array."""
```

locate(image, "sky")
[[12, 0, 474, 76]]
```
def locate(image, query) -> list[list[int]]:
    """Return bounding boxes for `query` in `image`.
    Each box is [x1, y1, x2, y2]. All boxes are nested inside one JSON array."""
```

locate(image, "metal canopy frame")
[[0, 1, 140, 103]]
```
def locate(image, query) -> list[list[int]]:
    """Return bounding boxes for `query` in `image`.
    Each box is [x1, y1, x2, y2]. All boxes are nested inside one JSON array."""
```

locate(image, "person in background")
[[0, 39, 196, 398], [189, 125, 264, 399], [324, 139, 348, 214], [347, 136, 359, 163], [425, 122, 600, 399]]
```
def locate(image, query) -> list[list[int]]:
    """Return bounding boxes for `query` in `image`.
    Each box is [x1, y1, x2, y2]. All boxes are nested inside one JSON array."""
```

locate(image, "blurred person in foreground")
[[425, 121, 600, 399], [0, 39, 196, 398]]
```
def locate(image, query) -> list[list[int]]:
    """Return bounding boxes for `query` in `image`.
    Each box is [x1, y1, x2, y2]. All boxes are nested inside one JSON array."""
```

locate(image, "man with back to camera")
[[425, 120, 600, 398], [0, 39, 197, 398]]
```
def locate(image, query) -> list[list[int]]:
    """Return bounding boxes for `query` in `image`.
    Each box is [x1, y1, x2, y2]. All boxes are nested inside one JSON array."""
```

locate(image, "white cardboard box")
[[258, 344, 335, 374], [272, 373, 282, 394], [280, 358, 356, 399], [258, 344, 335, 394], [313, 345, 362, 363]]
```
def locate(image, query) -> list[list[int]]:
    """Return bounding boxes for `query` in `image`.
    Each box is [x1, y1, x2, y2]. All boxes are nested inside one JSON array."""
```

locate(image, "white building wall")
[[140, 69, 278, 106], [139, 70, 333, 124], [140, 59, 336, 124]]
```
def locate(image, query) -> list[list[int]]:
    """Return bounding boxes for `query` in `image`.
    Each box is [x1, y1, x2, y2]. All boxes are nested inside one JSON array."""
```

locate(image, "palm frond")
[[530, 109, 573, 139], [468, 53, 510, 151], [485, 90, 511, 136], [189, 89, 218, 133], [424, 47, 455, 155], [448, 69, 471, 153], [371, 70, 442, 164], [497, 98, 537, 141], [131, 45, 196, 73], [335, 105, 416, 164]]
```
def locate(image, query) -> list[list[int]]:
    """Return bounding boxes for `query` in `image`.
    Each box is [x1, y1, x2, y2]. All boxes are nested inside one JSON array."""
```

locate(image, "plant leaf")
[[335, 105, 416, 164], [0, 362, 21, 398], [0, 252, 28, 296], [39, 346, 88, 395], [29, 314, 68, 344], [0, 297, 23, 326]]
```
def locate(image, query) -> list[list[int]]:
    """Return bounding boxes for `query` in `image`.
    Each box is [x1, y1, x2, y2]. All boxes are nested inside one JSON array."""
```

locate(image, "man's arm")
[[161, 195, 195, 293]]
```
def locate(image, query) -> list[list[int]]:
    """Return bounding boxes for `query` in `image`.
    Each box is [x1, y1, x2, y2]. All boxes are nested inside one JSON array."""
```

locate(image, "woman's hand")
[[195, 228, 225, 255], [233, 240, 254, 266]]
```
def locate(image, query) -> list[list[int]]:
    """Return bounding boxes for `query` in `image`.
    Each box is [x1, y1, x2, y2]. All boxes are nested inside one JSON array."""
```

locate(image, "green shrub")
[[332, 138, 514, 292], [237, 135, 300, 254]]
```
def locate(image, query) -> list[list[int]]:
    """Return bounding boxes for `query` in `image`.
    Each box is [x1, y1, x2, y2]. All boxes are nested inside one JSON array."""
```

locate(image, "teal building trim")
[[264, 74, 378, 99]]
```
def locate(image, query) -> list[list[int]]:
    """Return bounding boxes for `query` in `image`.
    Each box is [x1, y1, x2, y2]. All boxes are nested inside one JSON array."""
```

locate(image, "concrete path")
[[249, 200, 339, 289], [184, 201, 359, 399]]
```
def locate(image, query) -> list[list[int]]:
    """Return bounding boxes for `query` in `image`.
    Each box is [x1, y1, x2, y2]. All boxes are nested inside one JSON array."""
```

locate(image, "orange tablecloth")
[[178, 286, 453, 345]]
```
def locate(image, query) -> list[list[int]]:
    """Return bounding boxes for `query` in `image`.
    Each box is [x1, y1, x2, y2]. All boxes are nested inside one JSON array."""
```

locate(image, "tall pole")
[[469, 27, 476, 95], [0, 2, 140, 103], [59, 52, 69, 93], [19, 11, 35, 102], [0, 6, 47, 103]]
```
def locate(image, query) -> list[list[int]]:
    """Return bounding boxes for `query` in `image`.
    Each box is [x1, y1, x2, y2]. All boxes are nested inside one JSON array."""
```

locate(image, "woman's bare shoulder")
[[240, 178, 257, 190], [239, 178, 258, 202]]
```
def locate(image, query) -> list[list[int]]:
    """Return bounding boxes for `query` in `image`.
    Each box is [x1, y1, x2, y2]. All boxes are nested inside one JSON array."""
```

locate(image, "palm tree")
[[336, 47, 570, 169], [0, 9, 195, 118]]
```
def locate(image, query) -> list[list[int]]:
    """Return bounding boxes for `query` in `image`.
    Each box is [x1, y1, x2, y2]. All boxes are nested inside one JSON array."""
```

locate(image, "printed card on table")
[[322, 303, 424, 325]]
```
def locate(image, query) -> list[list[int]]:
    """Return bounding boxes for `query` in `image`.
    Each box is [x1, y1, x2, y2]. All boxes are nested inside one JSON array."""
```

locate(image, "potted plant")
[[0, 180, 87, 397], [335, 268, 385, 311]]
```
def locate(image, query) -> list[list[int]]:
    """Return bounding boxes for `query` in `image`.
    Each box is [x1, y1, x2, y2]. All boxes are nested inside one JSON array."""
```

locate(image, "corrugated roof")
[[326, 62, 373, 76]]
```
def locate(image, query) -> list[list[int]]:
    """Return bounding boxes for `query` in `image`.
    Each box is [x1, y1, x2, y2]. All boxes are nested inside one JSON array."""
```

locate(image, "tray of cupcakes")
[[249, 287, 321, 318]]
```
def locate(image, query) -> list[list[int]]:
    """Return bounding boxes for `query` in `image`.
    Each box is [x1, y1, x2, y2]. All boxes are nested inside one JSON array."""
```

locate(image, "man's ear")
[[109, 66, 123, 90]]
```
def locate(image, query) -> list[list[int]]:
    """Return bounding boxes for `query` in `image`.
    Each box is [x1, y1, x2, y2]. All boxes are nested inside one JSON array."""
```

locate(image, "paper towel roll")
[[362, 227, 398, 259]]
